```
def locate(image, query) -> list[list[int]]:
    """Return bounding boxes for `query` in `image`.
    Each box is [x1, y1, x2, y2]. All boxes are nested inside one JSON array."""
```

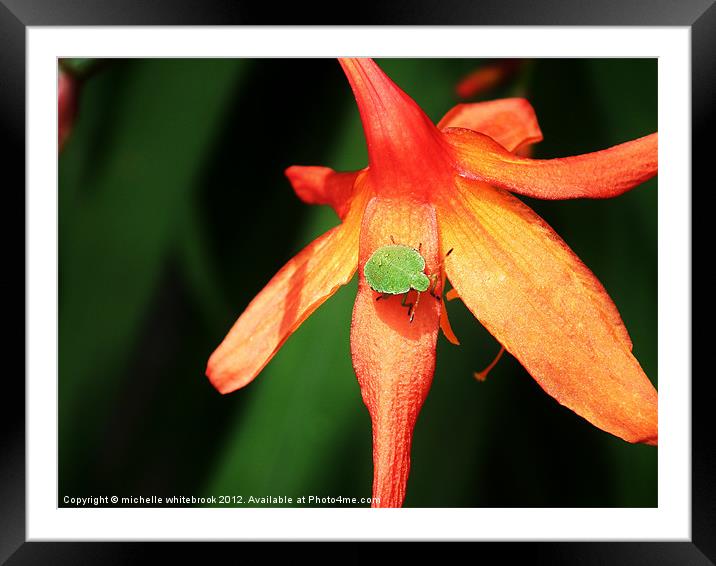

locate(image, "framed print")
[[4, 0, 710, 563]]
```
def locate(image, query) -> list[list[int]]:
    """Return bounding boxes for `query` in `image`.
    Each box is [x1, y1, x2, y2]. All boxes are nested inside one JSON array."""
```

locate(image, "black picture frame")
[[4, 1, 709, 563]]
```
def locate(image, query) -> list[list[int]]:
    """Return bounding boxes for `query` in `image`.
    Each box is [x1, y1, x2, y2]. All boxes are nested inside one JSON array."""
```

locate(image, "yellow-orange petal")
[[285, 165, 361, 220], [437, 98, 543, 153], [435, 178, 657, 444], [350, 196, 441, 507], [446, 127, 658, 200], [206, 184, 370, 394]]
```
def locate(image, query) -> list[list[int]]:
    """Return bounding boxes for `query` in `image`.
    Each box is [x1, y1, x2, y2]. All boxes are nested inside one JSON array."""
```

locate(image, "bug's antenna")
[[436, 248, 454, 271]]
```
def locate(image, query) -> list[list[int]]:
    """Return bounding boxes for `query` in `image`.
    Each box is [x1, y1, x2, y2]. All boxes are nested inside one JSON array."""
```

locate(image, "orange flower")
[[206, 58, 658, 508], [455, 59, 525, 99]]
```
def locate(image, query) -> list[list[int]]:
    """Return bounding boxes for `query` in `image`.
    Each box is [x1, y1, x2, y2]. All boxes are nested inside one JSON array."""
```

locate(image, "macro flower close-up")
[[206, 58, 658, 508]]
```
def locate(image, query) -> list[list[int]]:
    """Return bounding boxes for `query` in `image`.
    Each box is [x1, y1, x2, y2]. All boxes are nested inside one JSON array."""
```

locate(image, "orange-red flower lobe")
[[351, 196, 441, 507], [340, 58, 454, 199], [455, 59, 524, 99], [447, 127, 658, 199], [437, 97, 543, 153], [285, 166, 360, 220]]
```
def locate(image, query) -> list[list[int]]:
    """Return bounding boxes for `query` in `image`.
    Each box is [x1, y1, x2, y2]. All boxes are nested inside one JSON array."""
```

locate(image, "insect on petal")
[[351, 196, 441, 507]]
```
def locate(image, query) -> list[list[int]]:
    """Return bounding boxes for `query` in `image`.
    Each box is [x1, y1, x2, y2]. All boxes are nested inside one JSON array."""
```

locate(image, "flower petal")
[[206, 184, 370, 394], [455, 59, 524, 98], [437, 98, 543, 153], [440, 297, 460, 345], [339, 58, 453, 194], [438, 271, 460, 345], [445, 288, 460, 302], [446, 128, 658, 199], [285, 165, 361, 220], [350, 196, 441, 507], [435, 179, 657, 444]]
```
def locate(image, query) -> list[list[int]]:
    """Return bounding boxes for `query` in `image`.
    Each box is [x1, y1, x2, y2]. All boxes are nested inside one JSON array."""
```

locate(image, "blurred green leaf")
[[60, 58, 99, 78], [59, 59, 248, 494]]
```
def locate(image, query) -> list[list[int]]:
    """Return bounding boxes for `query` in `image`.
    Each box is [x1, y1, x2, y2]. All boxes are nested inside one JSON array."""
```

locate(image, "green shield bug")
[[364, 239, 453, 322]]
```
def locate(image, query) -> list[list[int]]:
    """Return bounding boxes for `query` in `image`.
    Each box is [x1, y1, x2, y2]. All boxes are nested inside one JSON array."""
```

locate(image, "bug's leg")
[[376, 292, 391, 302], [400, 291, 416, 322], [390, 235, 396, 244], [427, 274, 442, 301], [411, 291, 421, 322], [400, 292, 411, 308], [402, 291, 421, 322]]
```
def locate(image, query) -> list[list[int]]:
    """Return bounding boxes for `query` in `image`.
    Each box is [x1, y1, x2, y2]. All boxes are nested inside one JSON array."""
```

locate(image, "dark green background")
[[59, 58, 657, 507]]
